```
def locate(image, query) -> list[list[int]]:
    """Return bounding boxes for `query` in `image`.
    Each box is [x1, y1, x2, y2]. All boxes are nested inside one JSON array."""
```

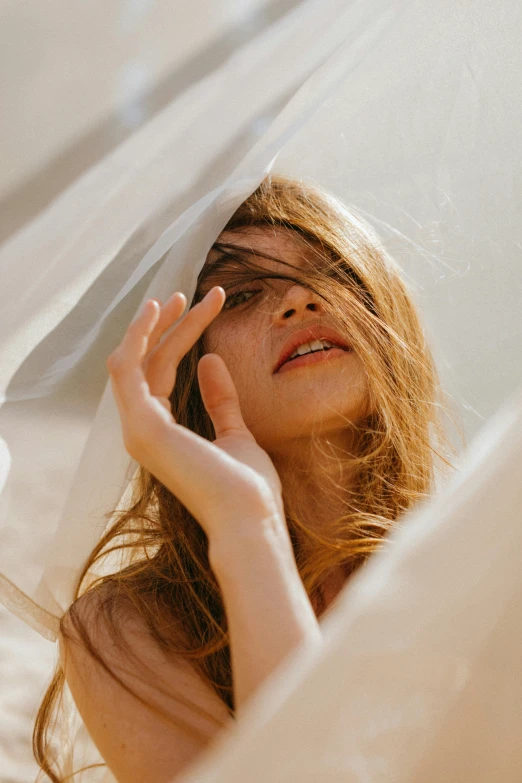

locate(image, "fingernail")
[[201, 286, 224, 302], [143, 298, 159, 314]]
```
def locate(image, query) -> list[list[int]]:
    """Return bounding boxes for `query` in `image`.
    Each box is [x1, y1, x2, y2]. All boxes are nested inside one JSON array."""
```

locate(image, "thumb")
[[197, 353, 250, 439]]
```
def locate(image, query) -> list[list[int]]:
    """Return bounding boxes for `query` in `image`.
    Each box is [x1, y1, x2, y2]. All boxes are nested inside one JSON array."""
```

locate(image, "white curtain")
[[0, 0, 521, 779]]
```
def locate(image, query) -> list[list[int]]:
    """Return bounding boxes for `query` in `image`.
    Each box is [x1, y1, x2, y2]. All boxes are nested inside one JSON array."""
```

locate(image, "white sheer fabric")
[[177, 382, 522, 782], [0, 0, 521, 779], [0, 0, 403, 639]]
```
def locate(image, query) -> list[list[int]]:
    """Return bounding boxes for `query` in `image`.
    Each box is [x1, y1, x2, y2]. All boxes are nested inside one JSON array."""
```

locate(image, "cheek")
[[204, 324, 253, 386], [348, 359, 373, 417], [204, 323, 238, 364], [204, 324, 271, 418]]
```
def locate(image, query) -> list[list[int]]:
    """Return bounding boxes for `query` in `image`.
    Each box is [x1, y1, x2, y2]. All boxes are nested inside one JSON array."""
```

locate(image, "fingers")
[[106, 298, 162, 419], [107, 287, 226, 429], [153, 286, 225, 367], [147, 291, 187, 352], [146, 286, 225, 398], [198, 353, 250, 438], [107, 298, 161, 378]]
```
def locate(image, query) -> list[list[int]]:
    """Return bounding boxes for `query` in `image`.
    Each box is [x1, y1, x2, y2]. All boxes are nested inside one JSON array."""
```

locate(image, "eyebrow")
[[208, 242, 289, 268]]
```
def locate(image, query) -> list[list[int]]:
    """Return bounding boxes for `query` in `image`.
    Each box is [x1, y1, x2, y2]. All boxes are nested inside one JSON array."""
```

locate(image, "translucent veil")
[[1, 0, 397, 638], [1, 0, 521, 780]]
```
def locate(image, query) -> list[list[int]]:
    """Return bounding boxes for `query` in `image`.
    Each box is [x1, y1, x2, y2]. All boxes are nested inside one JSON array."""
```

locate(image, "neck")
[[269, 429, 361, 617], [269, 428, 360, 537]]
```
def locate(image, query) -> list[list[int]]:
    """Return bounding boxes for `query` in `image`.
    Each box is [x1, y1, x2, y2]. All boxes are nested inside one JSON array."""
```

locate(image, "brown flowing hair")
[[33, 174, 464, 780]]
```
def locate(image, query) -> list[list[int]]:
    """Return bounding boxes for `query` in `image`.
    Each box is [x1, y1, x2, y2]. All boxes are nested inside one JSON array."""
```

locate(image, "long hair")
[[33, 174, 463, 780]]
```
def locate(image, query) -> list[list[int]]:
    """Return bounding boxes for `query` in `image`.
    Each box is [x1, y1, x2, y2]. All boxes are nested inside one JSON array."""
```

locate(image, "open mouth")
[[276, 345, 352, 374]]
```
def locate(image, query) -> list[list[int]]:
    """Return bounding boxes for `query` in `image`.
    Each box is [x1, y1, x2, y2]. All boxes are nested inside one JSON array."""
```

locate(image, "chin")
[[252, 411, 358, 449]]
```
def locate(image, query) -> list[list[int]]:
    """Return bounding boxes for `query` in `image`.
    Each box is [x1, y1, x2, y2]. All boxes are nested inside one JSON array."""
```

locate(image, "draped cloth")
[[0, 0, 521, 780], [177, 381, 522, 783]]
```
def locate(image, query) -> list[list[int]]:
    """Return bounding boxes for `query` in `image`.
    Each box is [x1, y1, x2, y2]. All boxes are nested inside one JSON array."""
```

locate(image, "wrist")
[[208, 513, 297, 582], [209, 515, 322, 643]]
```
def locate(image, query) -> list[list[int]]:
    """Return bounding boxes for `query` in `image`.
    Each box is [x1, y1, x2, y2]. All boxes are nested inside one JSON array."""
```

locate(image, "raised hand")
[[107, 287, 285, 546]]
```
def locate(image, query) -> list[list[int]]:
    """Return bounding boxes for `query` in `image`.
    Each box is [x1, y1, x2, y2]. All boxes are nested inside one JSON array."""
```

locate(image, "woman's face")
[[201, 227, 369, 454]]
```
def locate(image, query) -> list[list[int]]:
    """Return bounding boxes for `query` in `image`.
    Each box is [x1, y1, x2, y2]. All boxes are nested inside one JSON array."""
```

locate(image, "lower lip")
[[275, 347, 352, 375]]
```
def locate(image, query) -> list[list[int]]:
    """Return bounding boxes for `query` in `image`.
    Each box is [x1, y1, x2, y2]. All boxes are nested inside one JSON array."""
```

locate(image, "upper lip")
[[273, 326, 352, 373]]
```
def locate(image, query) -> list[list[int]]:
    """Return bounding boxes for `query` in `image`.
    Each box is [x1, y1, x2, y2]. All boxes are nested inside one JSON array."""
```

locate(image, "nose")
[[273, 283, 323, 322]]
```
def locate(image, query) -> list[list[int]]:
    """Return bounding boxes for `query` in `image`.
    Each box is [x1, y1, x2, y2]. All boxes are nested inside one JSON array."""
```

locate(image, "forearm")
[[209, 515, 322, 717]]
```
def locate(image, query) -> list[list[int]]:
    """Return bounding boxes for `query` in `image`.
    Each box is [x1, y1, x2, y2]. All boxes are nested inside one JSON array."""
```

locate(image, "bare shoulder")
[[59, 584, 233, 783]]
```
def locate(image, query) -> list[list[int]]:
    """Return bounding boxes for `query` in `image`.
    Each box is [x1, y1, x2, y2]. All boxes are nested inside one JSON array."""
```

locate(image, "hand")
[[107, 287, 285, 545]]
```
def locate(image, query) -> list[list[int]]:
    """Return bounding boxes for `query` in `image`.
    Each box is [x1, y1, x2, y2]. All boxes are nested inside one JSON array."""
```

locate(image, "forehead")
[[206, 226, 319, 271]]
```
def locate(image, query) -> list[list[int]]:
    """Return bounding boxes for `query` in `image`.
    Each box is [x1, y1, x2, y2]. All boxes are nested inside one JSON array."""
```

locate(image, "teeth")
[[289, 339, 333, 360]]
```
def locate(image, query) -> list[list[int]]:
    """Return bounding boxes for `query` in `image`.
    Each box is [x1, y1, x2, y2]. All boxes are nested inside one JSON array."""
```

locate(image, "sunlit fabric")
[[179, 382, 522, 782], [0, 0, 521, 780]]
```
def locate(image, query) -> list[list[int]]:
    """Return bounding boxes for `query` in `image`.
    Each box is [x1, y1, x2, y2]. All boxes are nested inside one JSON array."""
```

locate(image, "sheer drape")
[[1, 0, 521, 780]]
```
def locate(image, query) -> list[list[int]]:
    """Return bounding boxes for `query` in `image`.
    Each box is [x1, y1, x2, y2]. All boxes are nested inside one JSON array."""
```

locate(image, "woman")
[[33, 175, 459, 782]]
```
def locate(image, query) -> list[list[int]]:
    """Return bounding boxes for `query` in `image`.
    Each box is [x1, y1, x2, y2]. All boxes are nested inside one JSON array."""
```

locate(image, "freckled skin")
[[203, 227, 369, 457]]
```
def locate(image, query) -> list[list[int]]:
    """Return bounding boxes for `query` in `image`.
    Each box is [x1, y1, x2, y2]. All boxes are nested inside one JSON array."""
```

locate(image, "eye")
[[223, 288, 262, 311]]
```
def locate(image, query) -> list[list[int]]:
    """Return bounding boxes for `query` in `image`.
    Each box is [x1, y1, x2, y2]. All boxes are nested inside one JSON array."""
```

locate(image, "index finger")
[[150, 286, 225, 370]]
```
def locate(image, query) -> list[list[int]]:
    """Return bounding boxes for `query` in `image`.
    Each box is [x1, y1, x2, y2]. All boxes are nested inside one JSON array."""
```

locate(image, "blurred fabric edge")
[[0, 0, 302, 246], [175, 381, 522, 782]]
